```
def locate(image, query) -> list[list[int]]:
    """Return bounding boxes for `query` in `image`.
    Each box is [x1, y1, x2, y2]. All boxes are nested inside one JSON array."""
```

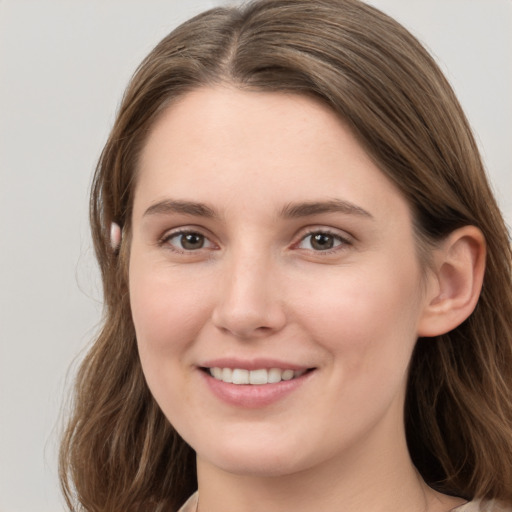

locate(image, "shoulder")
[[177, 491, 198, 512], [452, 500, 512, 512]]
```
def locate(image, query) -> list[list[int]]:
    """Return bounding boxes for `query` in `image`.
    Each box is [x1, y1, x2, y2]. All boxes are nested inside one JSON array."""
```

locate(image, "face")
[[129, 87, 432, 478]]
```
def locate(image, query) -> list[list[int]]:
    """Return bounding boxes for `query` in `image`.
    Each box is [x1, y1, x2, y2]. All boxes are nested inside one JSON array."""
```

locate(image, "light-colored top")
[[177, 492, 511, 512], [177, 492, 197, 512], [452, 501, 511, 512]]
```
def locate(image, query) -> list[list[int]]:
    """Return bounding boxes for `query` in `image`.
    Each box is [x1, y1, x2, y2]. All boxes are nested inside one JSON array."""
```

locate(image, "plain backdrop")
[[0, 1, 510, 511]]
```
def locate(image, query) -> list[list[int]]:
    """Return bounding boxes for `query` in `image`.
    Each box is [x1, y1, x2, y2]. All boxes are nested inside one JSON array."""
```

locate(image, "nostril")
[[212, 312, 284, 339]]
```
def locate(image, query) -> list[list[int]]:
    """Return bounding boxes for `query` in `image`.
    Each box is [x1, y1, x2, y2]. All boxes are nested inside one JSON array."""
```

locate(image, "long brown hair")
[[60, 1, 512, 510]]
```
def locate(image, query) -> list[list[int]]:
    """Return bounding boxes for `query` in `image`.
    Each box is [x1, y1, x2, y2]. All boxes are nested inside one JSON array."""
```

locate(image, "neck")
[[195, 425, 461, 512], [194, 389, 466, 512]]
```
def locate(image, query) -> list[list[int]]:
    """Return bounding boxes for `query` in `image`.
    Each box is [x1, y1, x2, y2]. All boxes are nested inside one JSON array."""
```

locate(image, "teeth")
[[249, 369, 267, 385], [211, 367, 223, 379], [209, 367, 307, 385], [282, 369, 294, 381], [232, 369, 249, 385], [268, 368, 282, 383], [221, 368, 233, 383]]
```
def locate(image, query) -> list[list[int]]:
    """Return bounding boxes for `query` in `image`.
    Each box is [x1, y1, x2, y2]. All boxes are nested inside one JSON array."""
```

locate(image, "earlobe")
[[417, 226, 486, 337], [110, 222, 122, 251]]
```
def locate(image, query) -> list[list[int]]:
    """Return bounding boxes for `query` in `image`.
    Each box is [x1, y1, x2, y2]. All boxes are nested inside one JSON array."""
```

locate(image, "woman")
[[60, 0, 512, 511]]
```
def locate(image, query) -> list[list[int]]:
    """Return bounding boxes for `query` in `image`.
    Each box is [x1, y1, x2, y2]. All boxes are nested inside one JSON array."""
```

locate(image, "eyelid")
[[156, 224, 353, 254], [159, 226, 219, 253], [292, 226, 354, 252]]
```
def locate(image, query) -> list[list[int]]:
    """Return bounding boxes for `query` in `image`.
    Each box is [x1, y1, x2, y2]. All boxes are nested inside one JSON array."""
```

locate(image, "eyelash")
[[295, 229, 352, 254], [158, 228, 352, 255], [159, 229, 217, 254]]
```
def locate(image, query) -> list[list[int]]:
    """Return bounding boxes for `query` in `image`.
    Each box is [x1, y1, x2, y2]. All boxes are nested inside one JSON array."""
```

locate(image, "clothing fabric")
[[177, 492, 511, 512], [177, 492, 198, 512], [453, 500, 512, 512]]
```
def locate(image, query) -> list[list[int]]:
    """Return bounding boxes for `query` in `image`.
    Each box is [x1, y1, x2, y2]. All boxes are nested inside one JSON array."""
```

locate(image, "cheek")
[[128, 265, 217, 432], [296, 259, 423, 369], [130, 263, 212, 356], [129, 262, 210, 418]]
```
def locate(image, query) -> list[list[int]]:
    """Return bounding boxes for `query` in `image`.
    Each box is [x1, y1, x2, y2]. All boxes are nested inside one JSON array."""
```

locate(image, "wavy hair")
[[60, 0, 512, 510]]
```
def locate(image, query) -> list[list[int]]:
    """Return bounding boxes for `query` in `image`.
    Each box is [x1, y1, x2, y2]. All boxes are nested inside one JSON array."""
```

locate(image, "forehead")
[[134, 86, 410, 224]]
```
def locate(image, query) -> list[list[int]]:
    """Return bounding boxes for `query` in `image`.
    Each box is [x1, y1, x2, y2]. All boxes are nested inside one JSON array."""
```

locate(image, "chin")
[[204, 452, 307, 478], [195, 434, 313, 478]]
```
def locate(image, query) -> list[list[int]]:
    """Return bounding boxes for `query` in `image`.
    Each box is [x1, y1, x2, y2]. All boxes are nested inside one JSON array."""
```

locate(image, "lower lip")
[[200, 370, 313, 408]]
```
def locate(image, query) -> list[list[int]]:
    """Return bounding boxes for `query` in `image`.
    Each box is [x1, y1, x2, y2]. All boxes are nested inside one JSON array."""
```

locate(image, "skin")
[[129, 87, 469, 512]]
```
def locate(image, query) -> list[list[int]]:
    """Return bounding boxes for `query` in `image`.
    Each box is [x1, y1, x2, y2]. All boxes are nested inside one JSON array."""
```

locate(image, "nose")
[[211, 252, 287, 339]]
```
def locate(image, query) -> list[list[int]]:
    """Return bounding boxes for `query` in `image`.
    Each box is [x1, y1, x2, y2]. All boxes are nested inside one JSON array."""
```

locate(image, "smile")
[[208, 367, 308, 385], [201, 365, 315, 408]]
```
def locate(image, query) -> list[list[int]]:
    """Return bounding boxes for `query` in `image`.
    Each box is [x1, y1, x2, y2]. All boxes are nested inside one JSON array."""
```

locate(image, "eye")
[[163, 231, 215, 251], [297, 231, 349, 251]]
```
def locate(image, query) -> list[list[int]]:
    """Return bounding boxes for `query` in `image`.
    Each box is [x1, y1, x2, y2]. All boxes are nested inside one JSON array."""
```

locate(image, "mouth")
[[199, 362, 316, 407], [201, 367, 314, 385]]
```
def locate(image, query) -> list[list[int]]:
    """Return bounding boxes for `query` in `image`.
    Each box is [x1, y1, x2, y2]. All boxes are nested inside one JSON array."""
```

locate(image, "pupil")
[[181, 233, 204, 250], [311, 233, 334, 250]]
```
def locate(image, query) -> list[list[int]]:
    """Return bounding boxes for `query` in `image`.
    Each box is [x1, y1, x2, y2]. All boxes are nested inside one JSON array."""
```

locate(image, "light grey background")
[[0, 1, 510, 511]]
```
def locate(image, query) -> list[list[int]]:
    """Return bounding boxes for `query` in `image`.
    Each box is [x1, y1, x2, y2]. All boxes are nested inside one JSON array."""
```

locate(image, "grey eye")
[[180, 233, 205, 250], [298, 232, 346, 251], [166, 232, 214, 251], [310, 233, 335, 250]]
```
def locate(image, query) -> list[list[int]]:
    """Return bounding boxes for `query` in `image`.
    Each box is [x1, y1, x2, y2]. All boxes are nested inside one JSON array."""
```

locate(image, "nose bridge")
[[212, 244, 285, 338]]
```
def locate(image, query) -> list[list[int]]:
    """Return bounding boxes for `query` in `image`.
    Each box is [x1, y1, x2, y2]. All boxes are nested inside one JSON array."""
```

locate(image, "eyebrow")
[[143, 199, 217, 218], [143, 198, 373, 221], [280, 199, 373, 219]]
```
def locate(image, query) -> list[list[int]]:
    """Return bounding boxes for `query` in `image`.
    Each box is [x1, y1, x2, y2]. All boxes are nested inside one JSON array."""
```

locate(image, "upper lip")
[[200, 358, 313, 371]]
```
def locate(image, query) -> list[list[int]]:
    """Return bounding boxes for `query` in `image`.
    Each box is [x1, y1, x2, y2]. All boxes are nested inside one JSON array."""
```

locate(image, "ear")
[[417, 226, 486, 337]]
